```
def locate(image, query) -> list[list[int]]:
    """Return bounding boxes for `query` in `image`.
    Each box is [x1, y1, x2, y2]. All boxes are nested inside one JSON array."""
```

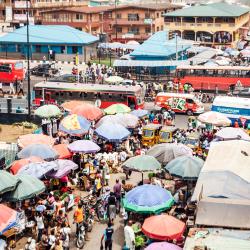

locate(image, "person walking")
[[124, 221, 135, 250], [113, 179, 122, 213], [9, 82, 15, 95], [59, 222, 71, 250], [107, 192, 116, 224], [0, 82, 4, 96], [18, 81, 24, 96], [35, 212, 44, 242], [101, 222, 114, 250]]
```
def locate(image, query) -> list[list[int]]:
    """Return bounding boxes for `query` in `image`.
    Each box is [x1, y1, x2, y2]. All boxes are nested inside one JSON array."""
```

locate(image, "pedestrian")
[[35, 212, 44, 242], [48, 229, 56, 249], [107, 192, 116, 224], [17, 81, 24, 96], [9, 82, 15, 95], [124, 221, 135, 250], [0, 82, 4, 96], [113, 179, 121, 213], [101, 222, 114, 250], [60, 222, 71, 250], [149, 111, 154, 123]]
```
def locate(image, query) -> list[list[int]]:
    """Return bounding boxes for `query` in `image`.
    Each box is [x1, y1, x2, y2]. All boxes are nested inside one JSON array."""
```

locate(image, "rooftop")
[[0, 25, 99, 45], [164, 2, 250, 17]]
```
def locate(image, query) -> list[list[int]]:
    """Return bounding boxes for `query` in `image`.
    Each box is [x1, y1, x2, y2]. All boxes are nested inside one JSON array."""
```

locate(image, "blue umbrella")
[[59, 114, 91, 136], [123, 184, 174, 214], [95, 122, 130, 142], [17, 144, 58, 160], [130, 109, 148, 118]]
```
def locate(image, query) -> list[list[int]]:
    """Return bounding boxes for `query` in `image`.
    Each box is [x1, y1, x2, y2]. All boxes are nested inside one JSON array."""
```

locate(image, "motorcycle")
[[76, 222, 86, 249], [86, 208, 95, 232]]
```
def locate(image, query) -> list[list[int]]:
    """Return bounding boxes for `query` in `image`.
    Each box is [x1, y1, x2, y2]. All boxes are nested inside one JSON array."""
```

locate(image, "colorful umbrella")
[[145, 242, 182, 250], [35, 104, 62, 118], [68, 140, 100, 153], [10, 157, 44, 175], [18, 134, 55, 148], [123, 184, 174, 214], [53, 144, 72, 159], [0, 171, 19, 194], [105, 75, 124, 84], [142, 214, 185, 241], [122, 155, 161, 172], [17, 161, 58, 179], [0, 205, 17, 235], [71, 104, 103, 121], [3, 174, 45, 201], [198, 111, 231, 127], [47, 159, 78, 179], [104, 104, 131, 115], [215, 127, 250, 141], [130, 109, 148, 118], [146, 143, 193, 165], [165, 155, 204, 180], [59, 114, 91, 136], [95, 122, 130, 142], [17, 144, 58, 160], [61, 101, 86, 111]]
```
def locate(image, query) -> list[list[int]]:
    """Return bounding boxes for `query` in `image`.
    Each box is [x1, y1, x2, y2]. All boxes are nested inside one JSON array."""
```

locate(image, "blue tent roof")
[[0, 25, 99, 45]]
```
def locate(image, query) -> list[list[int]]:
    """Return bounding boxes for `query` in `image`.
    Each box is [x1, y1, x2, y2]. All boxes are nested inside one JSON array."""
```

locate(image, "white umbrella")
[[215, 127, 250, 141], [105, 76, 124, 84], [198, 111, 231, 127]]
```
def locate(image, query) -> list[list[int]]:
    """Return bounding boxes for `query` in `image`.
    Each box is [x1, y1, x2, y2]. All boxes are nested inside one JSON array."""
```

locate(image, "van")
[[155, 92, 204, 115]]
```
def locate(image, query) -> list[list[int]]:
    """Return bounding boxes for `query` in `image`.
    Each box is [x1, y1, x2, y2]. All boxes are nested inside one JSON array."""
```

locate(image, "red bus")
[[0, 60, 24, 83], [33, 81, 145, 109], [174, 65, 250, 92]]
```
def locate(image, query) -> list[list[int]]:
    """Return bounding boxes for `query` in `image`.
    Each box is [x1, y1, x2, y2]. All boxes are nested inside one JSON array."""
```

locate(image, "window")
[[186, 99, 194, 104], [0, 64, 11, 72], [52, 13, 59, 19], [61, 46, 65, 53], [128, 27, 139, 35], [76, 14, 83, 20], [145, 12, 150, 19], [72, 46, 78, 54], [116, 13, 121, 19], [156, 12, 159, 18], [116, 27, 122, 33], [157, 26, 159, 31], [128, 13, 139, 21], [161, 25, 163, 30], [145, 27, 151, 33], [35, 45, 41, 53]]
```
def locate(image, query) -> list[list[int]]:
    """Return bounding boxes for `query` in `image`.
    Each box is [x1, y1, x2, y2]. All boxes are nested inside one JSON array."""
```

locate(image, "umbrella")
[[17, 144, 58, 160], [142, 214, 185, 241], [17, 161, 58, 179], [34, 104, 62, 118], [59, 114, 91, 136], [215, 127, 250, 141], [105, 75, 124, 84], [146, 143, 193, 165], [145, 242, 182, 250], [130, 109, 148, 118], [198, 111, 231, 127], [3, 174, 45, 201], [68, 140, 100, 153], [123, 184, 174, 214], [61, 101, 86, 111], [0, 205, 17, 235], [46, 159, 78, 179], [0, 171, 19, 194], [53, 144, 72, 159], [165, 155, 204, 180], [95, 122, 130, 142], [18, 134, 55, 148], [104, 104, 131, 115], [71, 104, 103, 121]]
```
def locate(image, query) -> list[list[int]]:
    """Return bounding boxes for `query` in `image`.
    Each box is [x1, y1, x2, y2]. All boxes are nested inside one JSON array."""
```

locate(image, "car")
[[31, 63, 58, 77], [48, 74, 78, 83], [233, 87, 250, 98]]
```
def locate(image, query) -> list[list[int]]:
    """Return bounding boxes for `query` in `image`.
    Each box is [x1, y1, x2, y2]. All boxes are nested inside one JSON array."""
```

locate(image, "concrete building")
[[164, 2, 250, 46], [0, 25, 98, 61]]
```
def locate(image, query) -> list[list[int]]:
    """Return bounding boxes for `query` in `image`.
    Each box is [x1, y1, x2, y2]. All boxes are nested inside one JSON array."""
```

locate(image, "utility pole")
[[115, 0, 117, 41], [175, 33, 178, 61], [26, 0, 31, 118]]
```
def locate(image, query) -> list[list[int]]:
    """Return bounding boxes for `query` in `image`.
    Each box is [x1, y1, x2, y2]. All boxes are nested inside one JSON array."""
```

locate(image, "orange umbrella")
[[142, 214, 185, 241], [18, 134, 55, 148], [10, 157, 44, 175], [53, 144, 72, 159], [61, 101, 85, 112], [71, 104, 103, 121]]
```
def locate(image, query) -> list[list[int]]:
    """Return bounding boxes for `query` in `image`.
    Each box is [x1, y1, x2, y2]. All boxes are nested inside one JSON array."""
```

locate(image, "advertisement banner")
[[5, 6, 12, 22]]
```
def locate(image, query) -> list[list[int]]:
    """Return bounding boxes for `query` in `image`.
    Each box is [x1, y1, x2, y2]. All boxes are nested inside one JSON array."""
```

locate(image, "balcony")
[[110, 18, 151, 26], [32, 1, 88, 8], [110, 33, 150, 42]]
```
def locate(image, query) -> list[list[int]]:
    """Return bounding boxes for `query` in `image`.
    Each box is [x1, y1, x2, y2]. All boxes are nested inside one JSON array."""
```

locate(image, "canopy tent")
[[192, 140, 250, 201], [195, 197, 250, 229]]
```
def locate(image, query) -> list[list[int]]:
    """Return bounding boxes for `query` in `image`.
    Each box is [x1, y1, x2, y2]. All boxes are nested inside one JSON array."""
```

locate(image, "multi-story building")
[[164, 2, 250, 46]]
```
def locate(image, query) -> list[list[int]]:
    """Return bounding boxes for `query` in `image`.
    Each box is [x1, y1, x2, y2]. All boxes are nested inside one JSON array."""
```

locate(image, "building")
[[0, 25, 98, 61], [39, 3, 181, 42], [164, 2, 250, 46]]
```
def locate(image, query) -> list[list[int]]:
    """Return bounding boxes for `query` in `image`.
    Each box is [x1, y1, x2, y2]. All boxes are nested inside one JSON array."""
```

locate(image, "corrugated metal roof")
[[0, 25, 99, 45], [164, 2, 249, 17]]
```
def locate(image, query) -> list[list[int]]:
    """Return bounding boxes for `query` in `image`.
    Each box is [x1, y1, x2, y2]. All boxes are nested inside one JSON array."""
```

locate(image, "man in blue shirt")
[[101, 222, 114, 250]]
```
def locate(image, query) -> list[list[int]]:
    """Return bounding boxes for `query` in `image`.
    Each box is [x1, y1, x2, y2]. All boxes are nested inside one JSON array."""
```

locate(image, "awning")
[[188, 49, 217, 65], [113, 60, 189, 67]]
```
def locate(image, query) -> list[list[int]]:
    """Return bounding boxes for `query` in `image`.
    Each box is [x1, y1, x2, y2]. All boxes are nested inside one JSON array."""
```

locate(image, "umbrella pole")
[[142, 172, 143, 184]]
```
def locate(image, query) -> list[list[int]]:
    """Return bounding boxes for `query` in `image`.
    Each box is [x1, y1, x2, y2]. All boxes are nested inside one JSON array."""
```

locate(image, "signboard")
[[5, 6, 12, 22], [14, 14, 34, 23], [14, 1, 30, 8], [122, 33, 134, 39], [166, 97, 186, 111], [144, 18, 152, 25], [240, 117, 247, 127]]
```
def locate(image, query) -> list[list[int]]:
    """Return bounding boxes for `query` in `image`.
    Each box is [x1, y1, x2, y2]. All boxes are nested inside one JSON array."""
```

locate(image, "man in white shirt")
[[35, 213, 44, 242], [0, 82, 3, 96], [60, 222, 71, 250], [9, 82, 15, 95], [124, 221, 135, 250]]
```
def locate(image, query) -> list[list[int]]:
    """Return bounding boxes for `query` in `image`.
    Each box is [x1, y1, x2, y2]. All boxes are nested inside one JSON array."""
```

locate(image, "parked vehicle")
[[233, 87, 250, 98], [142, 124, 163, 146], [31, 63, 58, 77]]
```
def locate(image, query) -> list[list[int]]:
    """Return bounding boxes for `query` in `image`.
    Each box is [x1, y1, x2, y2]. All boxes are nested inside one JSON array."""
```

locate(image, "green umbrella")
[[0, 170, 19, 194], [104, 104, 131, 115], [3, 174, 45, 201], [35, 105, 62, 118]]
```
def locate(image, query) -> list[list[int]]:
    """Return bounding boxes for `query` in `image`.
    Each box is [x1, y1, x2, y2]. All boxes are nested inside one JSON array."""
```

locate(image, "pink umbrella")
[[145, 242, 182, 250], [71, 104, 103, 121], [18, 134, 55, 148], [0, 205, 17, 235]]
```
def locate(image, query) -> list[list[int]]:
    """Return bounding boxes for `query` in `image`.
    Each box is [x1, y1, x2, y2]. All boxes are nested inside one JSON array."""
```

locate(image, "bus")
[[174, 65, 250, 92], [0, 60, 24, 83], [212, 96, 250, 126], [33, 81, 145, 109]]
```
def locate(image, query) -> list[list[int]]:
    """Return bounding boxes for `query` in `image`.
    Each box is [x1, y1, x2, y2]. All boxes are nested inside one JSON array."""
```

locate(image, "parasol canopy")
[[123, 184, 174, 214], [142, 214, 185, 241], [68, 140, 100, 153], [59, 114, 91, 136], [0, 205, 17, 235], [146, 143, 193, 165], [165, 155, 204, 180], [18, 134, 55, 148], [215, 127, 250, 141], [17, 144, 58, 160], [34, 104, 62, 118], [130, 109, 148, 118], [53, 144, 72, 159], [71, 104, 103, 121], [198, 111, 231, 127], [61, 101, 86, 111], [145, 242, 182, 250], [104, 103, 131, 115], [0, 170, 19, 194], [105, 75, 124, 84]]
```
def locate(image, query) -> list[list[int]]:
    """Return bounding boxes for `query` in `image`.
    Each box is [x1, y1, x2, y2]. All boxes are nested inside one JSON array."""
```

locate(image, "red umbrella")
[[61, 101, 85, 112], [18, 134, 55, 148], [142, 214, 185, 241], [53, 144, 72, 159], [0, 204, 17, 234], [10, 157, 44, 175], [71, 104, 103, 121]]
